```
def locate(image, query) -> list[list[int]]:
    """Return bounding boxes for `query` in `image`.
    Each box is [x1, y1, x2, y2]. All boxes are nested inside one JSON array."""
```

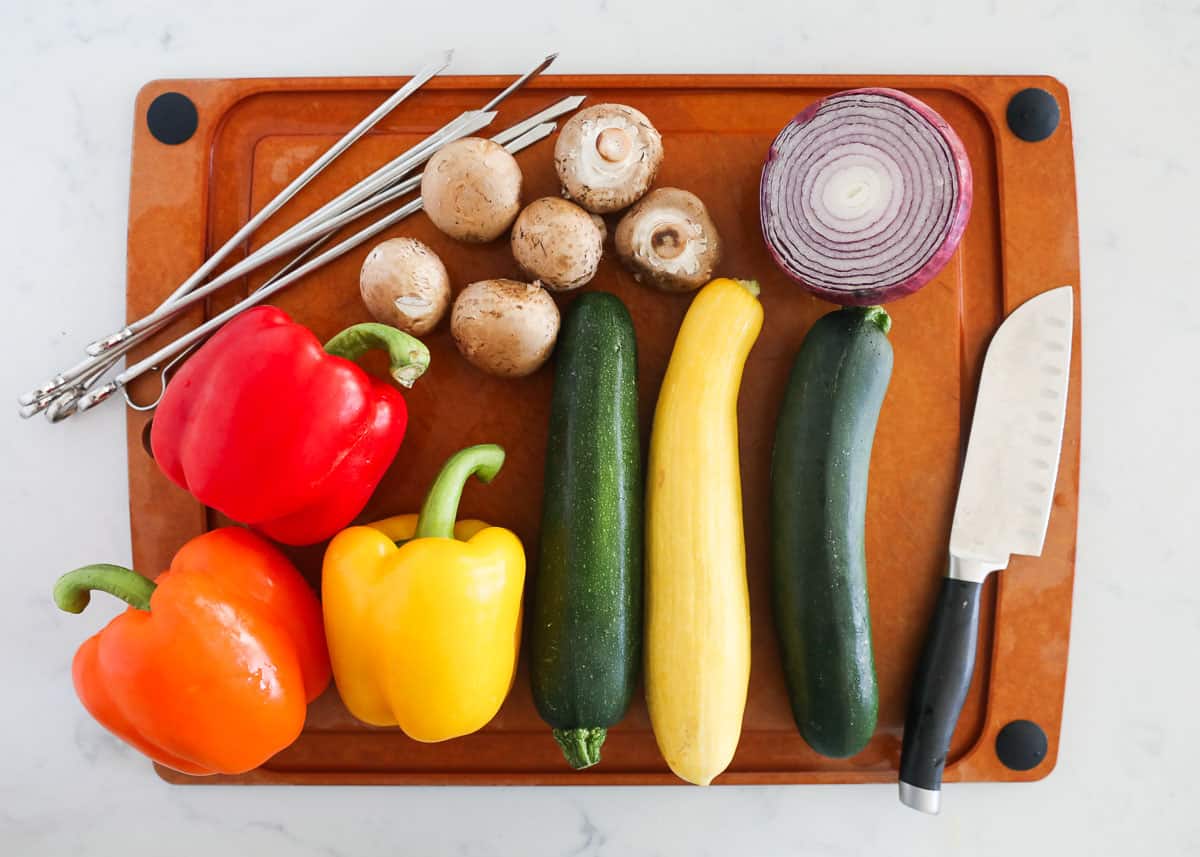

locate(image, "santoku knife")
[[898, 285, 1074, 814]]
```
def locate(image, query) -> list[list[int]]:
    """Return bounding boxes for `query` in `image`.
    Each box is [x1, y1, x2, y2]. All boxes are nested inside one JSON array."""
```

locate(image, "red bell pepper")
[[54, 527, 330, 775], [151, 306, 428, 546]]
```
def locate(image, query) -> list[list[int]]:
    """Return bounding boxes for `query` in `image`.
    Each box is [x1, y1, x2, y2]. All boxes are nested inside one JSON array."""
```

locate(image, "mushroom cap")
[[589, 212, 608, 245], [614, 187, 722, 292], [359, 237, 451, 335], [421, 137, 523, 242], [451, 279, 560, 378], [510, 197, 604, 292], [554, 104, 664, 214]]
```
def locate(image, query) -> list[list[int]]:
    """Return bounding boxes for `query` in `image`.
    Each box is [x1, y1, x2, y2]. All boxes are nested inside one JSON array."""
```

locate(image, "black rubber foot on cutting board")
[[1006, 88, 1060, 142], [147, 92, 198, 145], [995, 719, 1048, 771]]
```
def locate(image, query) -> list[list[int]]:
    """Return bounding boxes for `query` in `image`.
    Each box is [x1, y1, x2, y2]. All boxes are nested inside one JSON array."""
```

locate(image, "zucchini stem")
[[552, 727, 606, 770], [861, 305, 892, 336]]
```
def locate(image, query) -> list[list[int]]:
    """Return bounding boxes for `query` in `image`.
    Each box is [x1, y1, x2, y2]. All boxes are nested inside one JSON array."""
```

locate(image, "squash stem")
[[414, 444, 506, 540], [553, 727, 606, 770], [53, 564, 156, 613]]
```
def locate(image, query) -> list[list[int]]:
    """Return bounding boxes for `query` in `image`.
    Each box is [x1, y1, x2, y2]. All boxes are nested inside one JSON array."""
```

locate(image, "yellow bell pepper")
[[322, 444, 525, 742]]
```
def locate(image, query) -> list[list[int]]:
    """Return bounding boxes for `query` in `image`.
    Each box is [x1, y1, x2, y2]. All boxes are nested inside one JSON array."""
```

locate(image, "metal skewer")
[[245, 93, 581, 260], [20, 93, 582, 422], [17, 109, 487, 416], [19, 54, 565, 418], [102, 93, 583, 342], [270, 53, 558, 249], [102, 110, 497, 346], [17, 51, 453, 409], [19, 54, 571, 422], [482, 52, 557, 111], [88, 50, 454, 358], [37, 234, 339, 422], [92, 51, 559, 357], [73, 121, 558, 415], [121, 235, 335, 413]]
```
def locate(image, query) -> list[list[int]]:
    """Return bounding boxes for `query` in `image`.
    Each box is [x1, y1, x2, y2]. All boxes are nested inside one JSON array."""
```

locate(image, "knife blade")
[[898, 286, 1074, 814]]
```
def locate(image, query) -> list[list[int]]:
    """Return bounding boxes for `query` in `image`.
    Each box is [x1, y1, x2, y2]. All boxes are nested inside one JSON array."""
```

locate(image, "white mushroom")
[[451, 279, 560, 378], [554, 104, 664, 214], [614, 187, 721, 292], [420, 137, 523, 242], [510, 197, 604, 292], [590, 213, 608, 245], [359, 237, 451, 335]]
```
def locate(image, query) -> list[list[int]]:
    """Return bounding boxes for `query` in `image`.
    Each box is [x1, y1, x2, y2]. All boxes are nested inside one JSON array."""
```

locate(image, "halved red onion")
[[760, 88, 972, 306]]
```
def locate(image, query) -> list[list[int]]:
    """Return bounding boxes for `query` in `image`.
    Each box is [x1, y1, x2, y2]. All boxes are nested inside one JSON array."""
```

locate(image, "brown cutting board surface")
[[122, 73, 1080, 785]]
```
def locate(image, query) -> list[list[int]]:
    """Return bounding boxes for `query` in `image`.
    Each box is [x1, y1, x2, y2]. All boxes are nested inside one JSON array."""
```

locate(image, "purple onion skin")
[[760, 87, 973, 306]]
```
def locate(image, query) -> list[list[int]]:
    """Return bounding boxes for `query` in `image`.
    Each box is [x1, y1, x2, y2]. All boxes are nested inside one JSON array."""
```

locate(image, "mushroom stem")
[[596, 127, 632, 163], [615, 187, 723, 293], [554, 103, 664, 213], [651, 225, 688, 260]]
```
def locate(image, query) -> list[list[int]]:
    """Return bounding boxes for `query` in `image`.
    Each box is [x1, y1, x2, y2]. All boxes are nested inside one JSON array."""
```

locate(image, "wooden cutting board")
[[122, 72, 1080, 785]]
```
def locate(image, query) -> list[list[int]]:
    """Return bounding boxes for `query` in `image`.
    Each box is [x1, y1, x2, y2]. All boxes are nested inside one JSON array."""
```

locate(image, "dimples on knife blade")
[[949, 285, 1073, 580]]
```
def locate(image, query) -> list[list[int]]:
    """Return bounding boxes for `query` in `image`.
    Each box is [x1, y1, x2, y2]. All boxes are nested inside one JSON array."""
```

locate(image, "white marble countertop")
[[2, 1, 1197, 854]]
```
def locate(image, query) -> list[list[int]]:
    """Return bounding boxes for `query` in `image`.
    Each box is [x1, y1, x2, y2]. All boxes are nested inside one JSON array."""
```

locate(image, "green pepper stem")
[[324, 322, 431, 389], [53, 564, 157, 614], [553, 727, 606, 770], [414, 444, 506, 540]]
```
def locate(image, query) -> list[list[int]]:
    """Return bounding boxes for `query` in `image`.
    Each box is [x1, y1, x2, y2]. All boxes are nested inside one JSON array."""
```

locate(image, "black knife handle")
[[899, 577, 982, 814]]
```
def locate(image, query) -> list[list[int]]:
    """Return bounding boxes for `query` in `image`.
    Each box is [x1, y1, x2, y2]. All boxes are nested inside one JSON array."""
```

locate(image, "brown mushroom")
[[614, 188, 721, 292], [420, 137, 522, 242], [554, 104, 663, 214], [359, 237, 451, 335], [450, 279, 560, 378], [510, 197, 604, 292]]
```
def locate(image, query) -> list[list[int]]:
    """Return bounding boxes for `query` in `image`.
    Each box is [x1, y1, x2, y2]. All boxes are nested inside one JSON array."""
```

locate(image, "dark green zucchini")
[[771, 305, 893, 758], [532, 292, 642, 770]]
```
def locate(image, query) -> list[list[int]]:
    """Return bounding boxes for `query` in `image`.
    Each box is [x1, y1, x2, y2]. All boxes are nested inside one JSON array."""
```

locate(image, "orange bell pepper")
[[53, 527, 330, 775]]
